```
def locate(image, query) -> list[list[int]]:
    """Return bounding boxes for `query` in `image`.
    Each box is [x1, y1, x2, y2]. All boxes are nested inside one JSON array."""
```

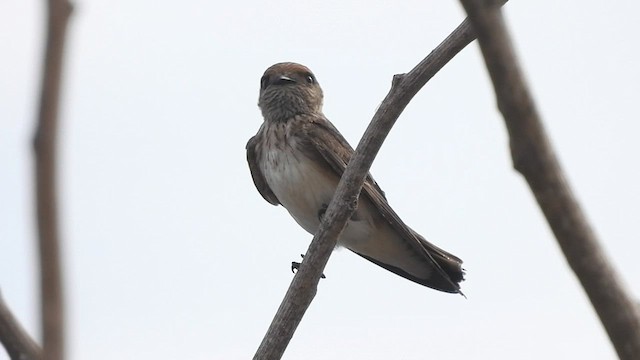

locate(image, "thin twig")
[[253, 13, 494, 360], [0, 291, 42, 360], [459, 1, 640, 359], [33, 0, 73, 359]]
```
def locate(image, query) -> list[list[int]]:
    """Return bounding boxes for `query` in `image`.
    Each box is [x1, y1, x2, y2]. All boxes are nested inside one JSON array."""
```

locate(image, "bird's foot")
[[291, 254, 326, 278]]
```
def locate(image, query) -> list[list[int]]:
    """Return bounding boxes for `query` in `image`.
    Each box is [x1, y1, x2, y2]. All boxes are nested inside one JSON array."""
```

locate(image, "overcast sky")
[[2, 1, 639, 359]]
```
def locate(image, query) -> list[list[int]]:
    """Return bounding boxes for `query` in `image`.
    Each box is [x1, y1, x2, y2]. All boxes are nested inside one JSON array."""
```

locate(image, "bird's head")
[[258, 62, 324, 122]]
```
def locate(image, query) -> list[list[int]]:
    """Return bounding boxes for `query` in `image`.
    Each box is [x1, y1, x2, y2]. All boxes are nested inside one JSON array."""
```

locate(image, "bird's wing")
[[246, 134, 280, 206], [300, 117, 387, 199], [302, 115, 463, 293]]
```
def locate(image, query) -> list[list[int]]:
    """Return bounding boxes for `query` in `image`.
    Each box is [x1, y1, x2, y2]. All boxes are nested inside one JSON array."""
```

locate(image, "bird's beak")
[[273, 75, 296, 86]]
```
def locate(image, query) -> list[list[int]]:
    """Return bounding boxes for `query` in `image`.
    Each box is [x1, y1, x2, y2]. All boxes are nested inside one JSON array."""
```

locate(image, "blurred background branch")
[[459, 0, 640, 359], [33, 0, 73, 359], [0, 291, 42, 360]]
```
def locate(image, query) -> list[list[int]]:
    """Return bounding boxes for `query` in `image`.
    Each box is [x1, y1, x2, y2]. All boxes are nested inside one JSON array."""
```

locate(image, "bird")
[[246, 62, 465, 294]]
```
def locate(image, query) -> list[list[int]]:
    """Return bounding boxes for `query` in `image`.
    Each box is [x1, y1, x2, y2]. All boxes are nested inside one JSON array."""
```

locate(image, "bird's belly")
[[262, 149, 339, 234]]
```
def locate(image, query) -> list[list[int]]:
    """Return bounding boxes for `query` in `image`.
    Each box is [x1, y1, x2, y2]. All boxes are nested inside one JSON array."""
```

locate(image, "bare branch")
[[459, 0, 640, 359], [33, 0, 73, 359], [0, 291, 42, 360], [253, 14, 492, 360]]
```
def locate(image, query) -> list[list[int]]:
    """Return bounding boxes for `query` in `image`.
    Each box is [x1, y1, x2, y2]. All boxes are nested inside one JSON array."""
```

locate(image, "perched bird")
[[246, 62, 464, 294]]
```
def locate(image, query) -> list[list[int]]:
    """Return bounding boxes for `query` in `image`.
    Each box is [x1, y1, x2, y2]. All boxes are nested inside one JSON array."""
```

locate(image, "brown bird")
[[246, 62, 464, 294]]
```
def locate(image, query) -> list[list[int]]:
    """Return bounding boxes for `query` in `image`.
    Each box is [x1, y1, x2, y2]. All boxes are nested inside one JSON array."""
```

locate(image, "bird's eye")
[[260, 75, 269, 90], [305, 74, 315, 84]]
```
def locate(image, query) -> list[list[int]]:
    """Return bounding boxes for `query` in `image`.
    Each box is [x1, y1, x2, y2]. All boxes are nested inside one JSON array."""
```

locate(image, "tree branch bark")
[[0, 291, 42, 360], [459, 1, 640, 359], [253, 10, 502, 359], [33, 0, 73, 359]]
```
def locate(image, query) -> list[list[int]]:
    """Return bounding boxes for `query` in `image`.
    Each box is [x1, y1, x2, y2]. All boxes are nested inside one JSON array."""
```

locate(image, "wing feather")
[[246, 135, 280, 206], [302, 115, 462, 291]]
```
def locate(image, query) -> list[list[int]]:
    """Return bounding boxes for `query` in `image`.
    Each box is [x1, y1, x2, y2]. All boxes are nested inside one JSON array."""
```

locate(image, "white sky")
[[1, 1, 639, 359]]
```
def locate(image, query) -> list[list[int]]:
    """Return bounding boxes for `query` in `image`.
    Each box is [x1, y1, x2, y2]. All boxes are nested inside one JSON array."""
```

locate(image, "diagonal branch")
[[252, 8, 505, 359], [0, 291, 42, 360], [458, 1, 640, 359], [33, 0, 73, 359]]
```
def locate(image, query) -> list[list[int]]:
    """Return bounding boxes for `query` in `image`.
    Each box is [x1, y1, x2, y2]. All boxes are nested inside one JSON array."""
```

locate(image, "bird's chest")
[[259, 132, 338, 234]]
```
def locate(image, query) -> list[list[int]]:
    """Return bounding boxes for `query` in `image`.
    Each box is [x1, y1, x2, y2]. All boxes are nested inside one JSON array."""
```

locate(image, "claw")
[[291, 254, 326, 278], [291, 261, 301, 274]]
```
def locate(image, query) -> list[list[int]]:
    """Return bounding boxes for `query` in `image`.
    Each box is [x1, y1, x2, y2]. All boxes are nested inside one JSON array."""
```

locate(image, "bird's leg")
[[291, 204, 329, 279], [318, 202, 359, 222], [291, 254, 326, 278], [317, 203, 328, 222]]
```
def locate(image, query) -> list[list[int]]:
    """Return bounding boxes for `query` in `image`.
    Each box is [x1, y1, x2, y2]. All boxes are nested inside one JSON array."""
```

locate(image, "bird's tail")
[[415, 233, 465, 293], [352, 230, 465, 294]]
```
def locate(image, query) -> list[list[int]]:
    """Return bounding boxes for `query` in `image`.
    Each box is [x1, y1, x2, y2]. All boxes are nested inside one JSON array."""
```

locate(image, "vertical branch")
[[0, 291, 42, 360], [459, 1, 640, 359], [33, 0, 73, 359]]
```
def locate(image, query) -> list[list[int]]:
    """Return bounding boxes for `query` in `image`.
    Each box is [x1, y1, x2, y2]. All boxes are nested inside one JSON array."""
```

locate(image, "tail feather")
[[416, 233, 465, 286], [343, 219, 465, 294], [353, 236, 465, 294]]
